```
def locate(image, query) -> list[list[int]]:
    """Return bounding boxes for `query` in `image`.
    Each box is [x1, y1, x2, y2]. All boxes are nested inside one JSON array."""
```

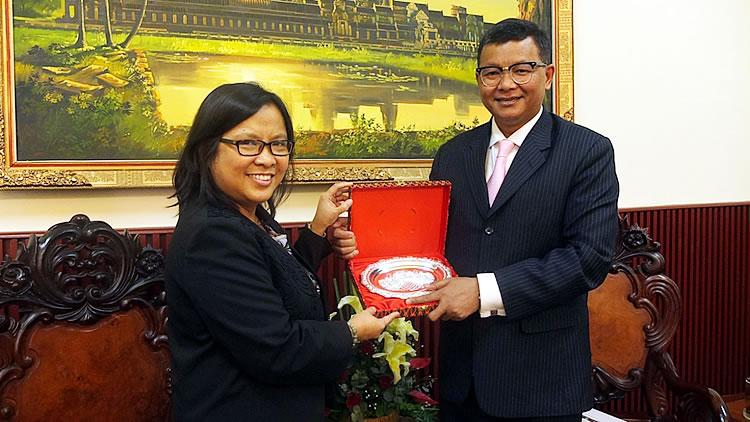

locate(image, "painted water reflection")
[[149, 54, 489, 133]]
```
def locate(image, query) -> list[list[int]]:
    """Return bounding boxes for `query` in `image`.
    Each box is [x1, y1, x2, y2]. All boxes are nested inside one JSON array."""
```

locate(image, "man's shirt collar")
[[489, 106, 544, 148]]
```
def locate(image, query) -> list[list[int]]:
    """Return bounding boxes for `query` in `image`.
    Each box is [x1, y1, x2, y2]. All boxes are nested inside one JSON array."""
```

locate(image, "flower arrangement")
[[327, 296, 438, 422]]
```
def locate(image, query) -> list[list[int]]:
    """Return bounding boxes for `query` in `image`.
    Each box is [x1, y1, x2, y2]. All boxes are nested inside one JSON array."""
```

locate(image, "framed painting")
[[0, 0, 573, 188]]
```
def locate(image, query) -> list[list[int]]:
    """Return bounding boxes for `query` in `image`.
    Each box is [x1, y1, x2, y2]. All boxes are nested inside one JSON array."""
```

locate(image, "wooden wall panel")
[[2, 203, 748, 417], [620, 204, 750, 396]]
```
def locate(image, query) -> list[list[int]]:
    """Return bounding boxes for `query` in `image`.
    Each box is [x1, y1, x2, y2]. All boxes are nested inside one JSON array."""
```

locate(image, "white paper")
[[582, 408, 626, 422]]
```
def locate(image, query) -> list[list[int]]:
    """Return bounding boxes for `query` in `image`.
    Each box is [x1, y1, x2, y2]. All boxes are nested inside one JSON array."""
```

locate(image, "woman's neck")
[[238, 205, 262, 227]]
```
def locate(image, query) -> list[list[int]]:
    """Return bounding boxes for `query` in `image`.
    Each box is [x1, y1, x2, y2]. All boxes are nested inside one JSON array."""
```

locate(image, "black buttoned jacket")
[[166, 202, 351, 421], [431, 110, 619, 417]]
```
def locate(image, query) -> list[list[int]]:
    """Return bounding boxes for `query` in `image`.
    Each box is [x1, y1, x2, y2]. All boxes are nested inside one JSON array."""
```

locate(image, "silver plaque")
[[360, 256, 452, 299]]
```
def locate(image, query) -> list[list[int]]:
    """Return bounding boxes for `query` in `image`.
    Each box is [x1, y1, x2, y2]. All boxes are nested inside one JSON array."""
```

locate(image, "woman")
[[166, 82, 398, 421]]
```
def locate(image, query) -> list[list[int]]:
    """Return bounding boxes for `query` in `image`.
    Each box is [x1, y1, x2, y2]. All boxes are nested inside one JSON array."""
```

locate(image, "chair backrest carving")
[[0, 215, 170, 421], [589, 216, 728, 421]]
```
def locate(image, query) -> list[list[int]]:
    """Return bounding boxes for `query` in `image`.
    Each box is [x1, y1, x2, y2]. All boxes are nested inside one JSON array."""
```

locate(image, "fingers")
[[427, 302, 447, 322], [331, 241, 355, 251], [331, 225, 358, 260], [331, 239, 357, 258], [333, 190, 350, 201], [327, 182, 353, 203], [328, 181, 353, 194], [334, 249, 359, 260], [331, 236, 356, 248], [380, 311, 400, 326], [424, 279, 449, 291], [405, 292, 438, 305], [365, 306, 377, 316], [332, 228, 354, 240], [335, 198, 354, 213]]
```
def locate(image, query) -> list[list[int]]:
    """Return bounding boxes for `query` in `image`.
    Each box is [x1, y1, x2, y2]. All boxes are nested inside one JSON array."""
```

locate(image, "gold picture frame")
[[0, 0, 573, 189]]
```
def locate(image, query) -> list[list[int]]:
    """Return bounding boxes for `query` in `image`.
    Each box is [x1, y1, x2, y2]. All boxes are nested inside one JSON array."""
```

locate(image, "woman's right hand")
[[348, 307, 400, 341], [309, 182, 353, 236]]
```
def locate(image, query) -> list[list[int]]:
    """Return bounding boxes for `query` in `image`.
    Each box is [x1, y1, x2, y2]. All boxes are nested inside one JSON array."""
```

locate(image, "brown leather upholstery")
[[589, 272, 650, 378], [0, 215, 170, 421], [588, 216, 730, 422]]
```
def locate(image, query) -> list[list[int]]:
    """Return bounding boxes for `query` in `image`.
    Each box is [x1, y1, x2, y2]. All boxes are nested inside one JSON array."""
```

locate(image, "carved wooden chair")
[[588, 216, 731, 422], [0, 215, 170, 421]]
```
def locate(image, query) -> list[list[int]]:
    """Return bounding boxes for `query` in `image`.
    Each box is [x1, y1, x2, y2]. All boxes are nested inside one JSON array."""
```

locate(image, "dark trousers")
[[440, 385, 582, 422]]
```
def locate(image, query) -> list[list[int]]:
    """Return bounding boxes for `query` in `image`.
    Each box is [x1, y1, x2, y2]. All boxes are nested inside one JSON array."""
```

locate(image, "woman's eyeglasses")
[[219, 138, 294, 156]]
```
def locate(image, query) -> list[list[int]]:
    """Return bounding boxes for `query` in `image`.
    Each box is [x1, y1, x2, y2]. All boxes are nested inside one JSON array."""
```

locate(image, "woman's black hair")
[[171, 82, 295, 217]]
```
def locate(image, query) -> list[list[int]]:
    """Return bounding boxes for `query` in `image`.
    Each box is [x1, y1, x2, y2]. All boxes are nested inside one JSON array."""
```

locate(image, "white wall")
[[0, 185, 325, 233], [2, 0, 749, 232], [574, 0, 750, 208]]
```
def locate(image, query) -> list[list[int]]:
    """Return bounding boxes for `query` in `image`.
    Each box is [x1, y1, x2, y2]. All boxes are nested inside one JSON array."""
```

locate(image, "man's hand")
[[406, 277, 480, 321], [330, 218, 358, 260]]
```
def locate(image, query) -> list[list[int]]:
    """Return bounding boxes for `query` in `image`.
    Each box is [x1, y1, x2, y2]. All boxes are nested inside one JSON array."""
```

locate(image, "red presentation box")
[[348, 181, 456, 317]]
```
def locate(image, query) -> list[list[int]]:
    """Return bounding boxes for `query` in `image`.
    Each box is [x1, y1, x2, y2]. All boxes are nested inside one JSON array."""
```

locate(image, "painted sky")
[[422, 0, 519, 25]]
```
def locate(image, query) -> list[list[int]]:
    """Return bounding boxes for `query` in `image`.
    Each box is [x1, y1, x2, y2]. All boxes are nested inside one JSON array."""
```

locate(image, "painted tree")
[[119, 0, 148, 48], [72, 0, 87, 48], [103, 0, 115, 47]]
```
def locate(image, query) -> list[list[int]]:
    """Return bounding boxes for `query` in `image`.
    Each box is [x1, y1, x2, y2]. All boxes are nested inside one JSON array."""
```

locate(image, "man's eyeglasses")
[[219, 138, 294, 156], [476, 62, 548, 87]]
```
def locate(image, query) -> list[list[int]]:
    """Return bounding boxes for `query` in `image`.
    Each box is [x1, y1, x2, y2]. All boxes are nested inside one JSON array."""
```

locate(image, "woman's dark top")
[[166, 202, 352, 421]]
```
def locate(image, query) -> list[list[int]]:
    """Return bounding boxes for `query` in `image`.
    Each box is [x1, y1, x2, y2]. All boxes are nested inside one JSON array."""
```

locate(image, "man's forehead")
[[479, 39, 543, 63]]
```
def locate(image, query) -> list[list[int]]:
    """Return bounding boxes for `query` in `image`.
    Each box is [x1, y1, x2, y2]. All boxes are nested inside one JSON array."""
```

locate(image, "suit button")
[[484, 227, 494, 235]]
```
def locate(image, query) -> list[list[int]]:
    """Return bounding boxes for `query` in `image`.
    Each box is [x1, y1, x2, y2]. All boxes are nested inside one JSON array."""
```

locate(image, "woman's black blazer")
[[166, 202, 352, 421]]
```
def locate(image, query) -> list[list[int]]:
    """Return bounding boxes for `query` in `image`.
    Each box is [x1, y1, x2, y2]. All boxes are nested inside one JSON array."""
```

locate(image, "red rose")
[[360, 340, 375, 355], [324, 407, 330, 416], [407, 390, 438, 405], [346, 392, 361, 408], [378, 374, 393, 390], [409, 357, 431, 370], [337, 370, 348, 383]]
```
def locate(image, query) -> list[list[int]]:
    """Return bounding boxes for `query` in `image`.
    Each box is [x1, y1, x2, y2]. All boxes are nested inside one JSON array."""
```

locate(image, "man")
[[407, 18, 619, 421]]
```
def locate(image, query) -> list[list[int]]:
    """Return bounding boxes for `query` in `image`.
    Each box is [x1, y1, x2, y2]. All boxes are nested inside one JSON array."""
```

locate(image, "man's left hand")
[[406, 277, 479, 321], [330, 218, 358, 259]]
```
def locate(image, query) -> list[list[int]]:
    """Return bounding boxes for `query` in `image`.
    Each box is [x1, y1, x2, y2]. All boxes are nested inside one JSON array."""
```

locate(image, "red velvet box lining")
[[348, 181, 455, 317]]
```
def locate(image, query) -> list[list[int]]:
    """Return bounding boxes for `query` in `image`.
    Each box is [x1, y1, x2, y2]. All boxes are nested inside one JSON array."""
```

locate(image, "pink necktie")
[[487, 139, 515, 206]]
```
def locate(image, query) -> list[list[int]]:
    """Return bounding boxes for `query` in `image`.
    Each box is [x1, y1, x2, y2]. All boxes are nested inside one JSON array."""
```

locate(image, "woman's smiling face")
[[210, 103, 290, 220]]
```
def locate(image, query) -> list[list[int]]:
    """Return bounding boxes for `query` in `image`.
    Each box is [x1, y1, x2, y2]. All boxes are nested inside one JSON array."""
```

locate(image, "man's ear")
[[544, 64, 555, 91]]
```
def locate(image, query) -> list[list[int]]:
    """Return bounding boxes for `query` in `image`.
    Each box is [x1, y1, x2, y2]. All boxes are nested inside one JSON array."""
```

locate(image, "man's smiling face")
[[476, 37, 554, 137]]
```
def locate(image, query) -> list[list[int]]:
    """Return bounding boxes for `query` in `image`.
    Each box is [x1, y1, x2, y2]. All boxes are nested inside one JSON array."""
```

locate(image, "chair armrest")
[[651, 351, 732, 422]]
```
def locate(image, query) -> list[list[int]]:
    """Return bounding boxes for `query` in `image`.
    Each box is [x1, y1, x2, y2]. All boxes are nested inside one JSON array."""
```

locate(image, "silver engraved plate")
[[360, 257, 452, 299]]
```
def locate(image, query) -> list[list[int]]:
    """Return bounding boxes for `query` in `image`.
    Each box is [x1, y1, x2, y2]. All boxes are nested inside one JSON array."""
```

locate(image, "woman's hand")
[[348, 307, 400, 341], [309, 182, 353, 236]]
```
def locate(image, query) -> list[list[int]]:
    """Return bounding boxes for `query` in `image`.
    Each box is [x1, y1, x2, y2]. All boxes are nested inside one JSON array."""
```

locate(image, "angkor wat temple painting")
[[10, 0, 550, 160]]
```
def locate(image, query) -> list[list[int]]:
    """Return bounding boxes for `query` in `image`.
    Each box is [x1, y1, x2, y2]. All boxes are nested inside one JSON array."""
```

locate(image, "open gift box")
[[348, 181, 455, 317]]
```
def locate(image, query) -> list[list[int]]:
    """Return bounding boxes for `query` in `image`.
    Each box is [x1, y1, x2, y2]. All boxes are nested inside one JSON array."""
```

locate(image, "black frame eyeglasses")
[[219, 138, 294, 156], [476, 61, 548, 87]]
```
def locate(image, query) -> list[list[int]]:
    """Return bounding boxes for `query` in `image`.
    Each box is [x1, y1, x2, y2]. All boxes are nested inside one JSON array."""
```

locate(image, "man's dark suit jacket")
[[166, 202, 352, 421], [430, 110, 619, 418]]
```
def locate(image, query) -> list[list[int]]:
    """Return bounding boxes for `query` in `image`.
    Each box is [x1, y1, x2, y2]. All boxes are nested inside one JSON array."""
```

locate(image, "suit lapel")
[[488, 111, 553, 216], [465, 122, 492, 218]]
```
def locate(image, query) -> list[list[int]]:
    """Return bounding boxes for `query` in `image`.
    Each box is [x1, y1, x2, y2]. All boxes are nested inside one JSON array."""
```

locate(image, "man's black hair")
[[477, 18, 552, 65]]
